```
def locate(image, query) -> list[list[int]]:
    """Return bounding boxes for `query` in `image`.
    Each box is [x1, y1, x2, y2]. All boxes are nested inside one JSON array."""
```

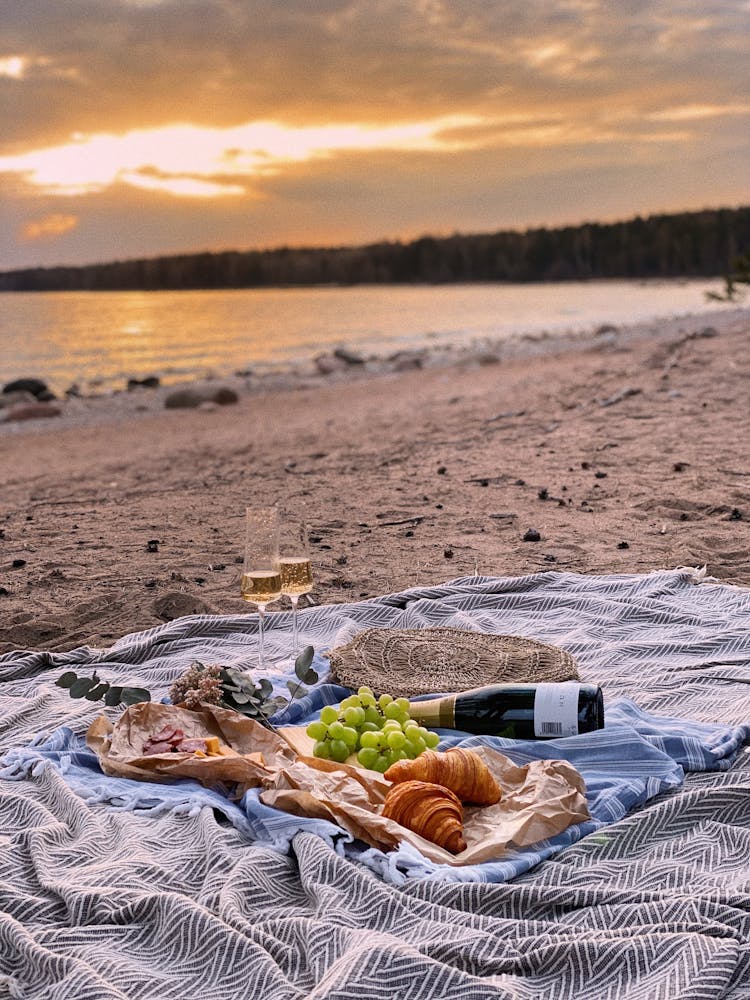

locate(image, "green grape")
[[341, 726, 359, 749], [360, 721, 379, 733], [306, 721, 328, 741], [404, 740, 422, 759], [372, 754, 390, 773], [357, 686, 374, 699], [386, 730, 406, 750], [329, 739, 350, 763], [364, 706, 382, 726], [378, 693, 393, 710], [424, 731, 440, 749], [344, 706, 366, 727], [357, 747, 379, 769], [383, 702, 402, 720], [382, 719, 402, 732], [417, 727, 430, 741], [395, 697, 410, 714], [360, 731, 380, 749], [359, 693, 376, 707], [328, 720, 345, 739], [403, 719, 419, 732], [313, 740, 331, 759], [320, 705, 339, 725], [390, 749, 408, 763]]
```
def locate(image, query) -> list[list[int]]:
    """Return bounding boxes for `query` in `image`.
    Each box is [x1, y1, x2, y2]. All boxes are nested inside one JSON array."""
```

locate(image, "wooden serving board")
[[278, 725, 361, 768]]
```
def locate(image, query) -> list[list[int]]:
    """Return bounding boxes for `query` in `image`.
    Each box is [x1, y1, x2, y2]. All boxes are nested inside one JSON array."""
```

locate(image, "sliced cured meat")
[[142, 740, 173, 756], [175, 738, 208, 753]]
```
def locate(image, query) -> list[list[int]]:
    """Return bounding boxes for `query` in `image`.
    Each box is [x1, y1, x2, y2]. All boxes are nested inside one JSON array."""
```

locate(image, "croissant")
[[384, 748, 501, 806], [381, 780, 466, 854]]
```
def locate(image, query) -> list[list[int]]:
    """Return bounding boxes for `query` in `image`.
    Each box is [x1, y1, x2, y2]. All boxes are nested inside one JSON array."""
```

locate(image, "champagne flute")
[[241, 506, 281, 671], [277, 519, 313, 657]]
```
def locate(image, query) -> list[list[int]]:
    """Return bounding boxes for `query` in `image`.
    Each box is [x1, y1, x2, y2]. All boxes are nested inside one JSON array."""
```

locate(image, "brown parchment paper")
[[87, 702, 296, 788], [88, 708, 589, 866], [261, 744, 590, 866]]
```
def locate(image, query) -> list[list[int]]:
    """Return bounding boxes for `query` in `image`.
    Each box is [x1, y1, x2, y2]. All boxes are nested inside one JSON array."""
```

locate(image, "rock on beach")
[[164, 384, 239, 409]]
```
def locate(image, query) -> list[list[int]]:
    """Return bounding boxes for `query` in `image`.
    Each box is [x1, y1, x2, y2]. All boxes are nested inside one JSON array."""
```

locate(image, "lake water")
[[0, 279, 731, 394]]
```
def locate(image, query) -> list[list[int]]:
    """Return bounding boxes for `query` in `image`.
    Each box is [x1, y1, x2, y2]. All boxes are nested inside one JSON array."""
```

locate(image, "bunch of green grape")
[[305, 686, 440, 772]]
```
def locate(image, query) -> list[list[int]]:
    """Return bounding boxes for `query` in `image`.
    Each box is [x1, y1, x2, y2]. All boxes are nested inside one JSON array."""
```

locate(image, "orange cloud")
[[21, 213, 79, 241]]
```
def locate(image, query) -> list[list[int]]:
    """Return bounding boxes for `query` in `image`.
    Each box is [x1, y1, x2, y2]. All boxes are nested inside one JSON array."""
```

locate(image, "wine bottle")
[[408, 683, 604, 739]]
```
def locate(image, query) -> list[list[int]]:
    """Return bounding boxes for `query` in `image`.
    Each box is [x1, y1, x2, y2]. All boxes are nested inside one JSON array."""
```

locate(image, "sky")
[[1, 0, 749, 270]]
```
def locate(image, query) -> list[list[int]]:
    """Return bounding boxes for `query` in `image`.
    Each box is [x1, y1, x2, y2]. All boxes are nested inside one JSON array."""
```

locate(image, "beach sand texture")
[[1, 307, 748, 654]]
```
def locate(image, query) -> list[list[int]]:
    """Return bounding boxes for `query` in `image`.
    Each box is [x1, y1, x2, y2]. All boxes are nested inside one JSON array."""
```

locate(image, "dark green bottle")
[[408, 682, 604, 739]]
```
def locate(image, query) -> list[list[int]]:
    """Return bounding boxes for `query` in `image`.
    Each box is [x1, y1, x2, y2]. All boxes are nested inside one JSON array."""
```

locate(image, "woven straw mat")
[[326, 627, 579, 698]]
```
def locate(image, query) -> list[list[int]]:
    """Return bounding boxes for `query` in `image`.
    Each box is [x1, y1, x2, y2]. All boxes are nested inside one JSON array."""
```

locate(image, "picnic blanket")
[[2, 569, 750, 998]]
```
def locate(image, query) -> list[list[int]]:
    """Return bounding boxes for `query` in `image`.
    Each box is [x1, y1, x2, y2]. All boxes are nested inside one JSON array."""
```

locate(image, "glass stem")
[[291, 596, 299, 657], [257, 603, 267, 670]]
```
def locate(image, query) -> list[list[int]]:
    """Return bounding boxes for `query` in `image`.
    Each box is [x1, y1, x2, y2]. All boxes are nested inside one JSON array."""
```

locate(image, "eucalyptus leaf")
[[69, 677, 96, 699], [229, 692, 250, 704], [287, 680, 307, 699], [104, 686, 123, 707], [294, 646, 314, 680], [85, 683, 110, 701], [257, 678, 273, 697], [56, 671, 78, 689], [119, 687, 151, 706]]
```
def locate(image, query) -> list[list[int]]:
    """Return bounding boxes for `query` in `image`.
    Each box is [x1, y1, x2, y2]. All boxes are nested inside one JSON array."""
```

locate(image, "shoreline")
[[2, 304, 745, 436], [1, 302, 749, 654]]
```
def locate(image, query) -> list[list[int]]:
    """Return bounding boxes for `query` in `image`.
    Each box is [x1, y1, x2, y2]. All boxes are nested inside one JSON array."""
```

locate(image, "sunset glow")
[[0, 0, 747, 269], [0, 116, 483, 198]]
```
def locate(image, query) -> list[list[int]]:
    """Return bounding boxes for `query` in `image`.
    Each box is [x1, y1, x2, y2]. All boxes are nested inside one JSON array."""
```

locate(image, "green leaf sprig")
[[54, 646, 318, 730], [55, 670, 151, 706]]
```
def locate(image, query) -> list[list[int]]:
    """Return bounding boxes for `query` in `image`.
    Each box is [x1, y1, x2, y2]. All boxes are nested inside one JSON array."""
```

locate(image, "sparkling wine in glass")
[[277, 520, 313, 657], [241, 507, 281, 670]]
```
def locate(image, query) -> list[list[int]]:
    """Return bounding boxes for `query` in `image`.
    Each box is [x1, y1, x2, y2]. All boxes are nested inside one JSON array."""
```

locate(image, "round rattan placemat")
[[326, 627, 579, 698]]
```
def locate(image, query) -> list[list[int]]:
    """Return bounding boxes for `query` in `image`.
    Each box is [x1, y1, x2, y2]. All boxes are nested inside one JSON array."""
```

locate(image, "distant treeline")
[[2, 206, 749, 292]]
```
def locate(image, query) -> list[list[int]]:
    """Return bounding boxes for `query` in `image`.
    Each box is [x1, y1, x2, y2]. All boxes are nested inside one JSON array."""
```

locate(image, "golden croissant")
[[382, 780, 466, 854], [384, 748, 501, 806]]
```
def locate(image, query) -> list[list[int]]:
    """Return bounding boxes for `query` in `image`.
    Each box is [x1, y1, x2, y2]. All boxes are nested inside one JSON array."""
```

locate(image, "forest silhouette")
[[2, 207, 748, 292]]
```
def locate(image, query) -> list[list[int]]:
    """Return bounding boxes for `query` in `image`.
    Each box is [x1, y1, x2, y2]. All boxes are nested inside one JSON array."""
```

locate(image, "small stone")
[[209, 563, 226, 570], [404, 530, 414, 537], [146, 539, 160, 552], [2, 402, 62, 422], [728, 508, 743, 521], [3, 377, 54, 399], [0, 586, 9, 596], [444, 547, 454, 558], [310, 535, 322, 543], [435, 503, 443, 509], [144, 579, 157, 589], [594, 471, 608, 479], [164, 385, 238, 409], [673, 462, 690, 472], [538, 488, 549, 500], [581, 461, 590, 470], [437, 466, 447, 475], [617, 541, 630, 550], [12, 558, 26, 568], [127, 376, 160, 391], [543, 554, 557, 562], [333, 347, 365, 365], [515, 479, 525, 486], [335, 555, 348, 565], [523, 528, 541, 542]]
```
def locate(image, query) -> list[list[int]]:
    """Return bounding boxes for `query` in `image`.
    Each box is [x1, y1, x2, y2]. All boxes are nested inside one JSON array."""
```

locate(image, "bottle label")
[[534, 683, 579, 738]]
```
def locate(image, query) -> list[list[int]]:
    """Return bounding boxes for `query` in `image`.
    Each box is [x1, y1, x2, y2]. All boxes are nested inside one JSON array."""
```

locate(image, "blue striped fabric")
[[3, 650, 748, 884], [3, 570, 750, 999]]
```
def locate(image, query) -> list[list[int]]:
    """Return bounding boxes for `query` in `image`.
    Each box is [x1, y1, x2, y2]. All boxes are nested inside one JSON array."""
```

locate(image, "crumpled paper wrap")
[[262, 744, 590, 866], [87, 702, 296, 789], [88, 705, 590, 866]]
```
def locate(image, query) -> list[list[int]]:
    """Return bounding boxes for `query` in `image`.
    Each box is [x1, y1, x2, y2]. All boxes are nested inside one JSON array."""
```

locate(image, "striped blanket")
[[1, 570, 749, 998]]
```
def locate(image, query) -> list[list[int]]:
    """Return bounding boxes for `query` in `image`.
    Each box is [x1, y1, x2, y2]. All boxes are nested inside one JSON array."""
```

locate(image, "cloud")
[[0, 0, 748, 267], [20, 212, 79, 241]]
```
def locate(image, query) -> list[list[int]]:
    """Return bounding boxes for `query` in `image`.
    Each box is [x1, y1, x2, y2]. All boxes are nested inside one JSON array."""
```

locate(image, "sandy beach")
[[1, 305, 748, 654]]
